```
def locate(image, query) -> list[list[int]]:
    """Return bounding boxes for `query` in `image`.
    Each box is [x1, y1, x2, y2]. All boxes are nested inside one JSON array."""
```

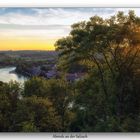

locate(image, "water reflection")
[[0, 67, 27, 83]]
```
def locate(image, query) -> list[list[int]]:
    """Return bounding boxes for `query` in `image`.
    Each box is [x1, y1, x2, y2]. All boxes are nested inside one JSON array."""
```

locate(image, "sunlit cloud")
[[0, 8, 139, 50]]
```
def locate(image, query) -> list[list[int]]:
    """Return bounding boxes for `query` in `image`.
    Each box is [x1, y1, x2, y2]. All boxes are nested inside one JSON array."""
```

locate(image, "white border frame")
[[0, 0, 139, 7], [0, 0, 140, 140]]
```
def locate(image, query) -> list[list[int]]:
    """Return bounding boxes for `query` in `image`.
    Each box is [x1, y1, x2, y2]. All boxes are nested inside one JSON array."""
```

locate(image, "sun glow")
[[0, 38, 56, 50], [0, 8, 140, 51]]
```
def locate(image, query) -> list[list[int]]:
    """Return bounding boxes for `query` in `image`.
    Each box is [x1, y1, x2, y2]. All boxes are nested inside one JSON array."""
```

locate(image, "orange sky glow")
[[0, 8, 140, 51], [0, 38, 56, 51]]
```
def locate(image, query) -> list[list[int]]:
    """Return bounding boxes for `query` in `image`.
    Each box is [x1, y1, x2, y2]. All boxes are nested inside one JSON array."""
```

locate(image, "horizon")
[[0, 49, 56, 52], [0, 8, 140, 51]]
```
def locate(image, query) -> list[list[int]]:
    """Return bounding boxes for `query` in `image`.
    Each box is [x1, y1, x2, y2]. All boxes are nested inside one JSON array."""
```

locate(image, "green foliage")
[[55, 10, 140, 132], [21, 122, 38, 132], [24, 77, 75, 131], [0, 81, 21, 131], [0, 10, 140, 132], [13, 96, 62, 132], [24, 77, 47, 97]]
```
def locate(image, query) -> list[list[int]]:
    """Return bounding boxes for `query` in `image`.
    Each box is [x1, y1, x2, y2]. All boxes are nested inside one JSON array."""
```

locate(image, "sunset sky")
[[0, 8, 140, 50]]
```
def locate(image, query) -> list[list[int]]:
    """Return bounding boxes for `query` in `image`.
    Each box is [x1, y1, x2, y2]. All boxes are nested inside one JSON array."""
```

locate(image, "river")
[[0, 67, 27, 83]]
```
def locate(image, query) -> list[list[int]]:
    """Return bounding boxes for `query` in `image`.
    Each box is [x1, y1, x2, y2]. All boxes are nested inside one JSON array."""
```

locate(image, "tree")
[[24, 77, 47, 97], [44, 79, 75, 131], [24, 77, 75, 131], [55, 11, 140, 132], [13, 96, 62, 132], [0, 81, 21, 131]]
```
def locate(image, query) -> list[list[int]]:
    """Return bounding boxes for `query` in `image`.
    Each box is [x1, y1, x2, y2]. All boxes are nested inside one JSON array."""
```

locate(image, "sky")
[[0, 8, 140, 51]]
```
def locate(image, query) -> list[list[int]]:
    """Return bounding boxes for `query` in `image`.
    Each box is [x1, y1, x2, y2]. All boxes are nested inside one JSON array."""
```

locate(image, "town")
[[0, 50, 86, 82]]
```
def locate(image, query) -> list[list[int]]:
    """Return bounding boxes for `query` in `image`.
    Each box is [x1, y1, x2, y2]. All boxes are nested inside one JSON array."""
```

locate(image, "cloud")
[[0, 8, 139, 26], [0, 8, 139, 41], [0, 25, 71, 40], [0, 8, 36, 15]]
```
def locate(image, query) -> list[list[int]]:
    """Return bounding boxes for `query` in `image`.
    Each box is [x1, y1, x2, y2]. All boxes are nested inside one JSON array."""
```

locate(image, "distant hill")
[[0, 50, 58, 58]]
